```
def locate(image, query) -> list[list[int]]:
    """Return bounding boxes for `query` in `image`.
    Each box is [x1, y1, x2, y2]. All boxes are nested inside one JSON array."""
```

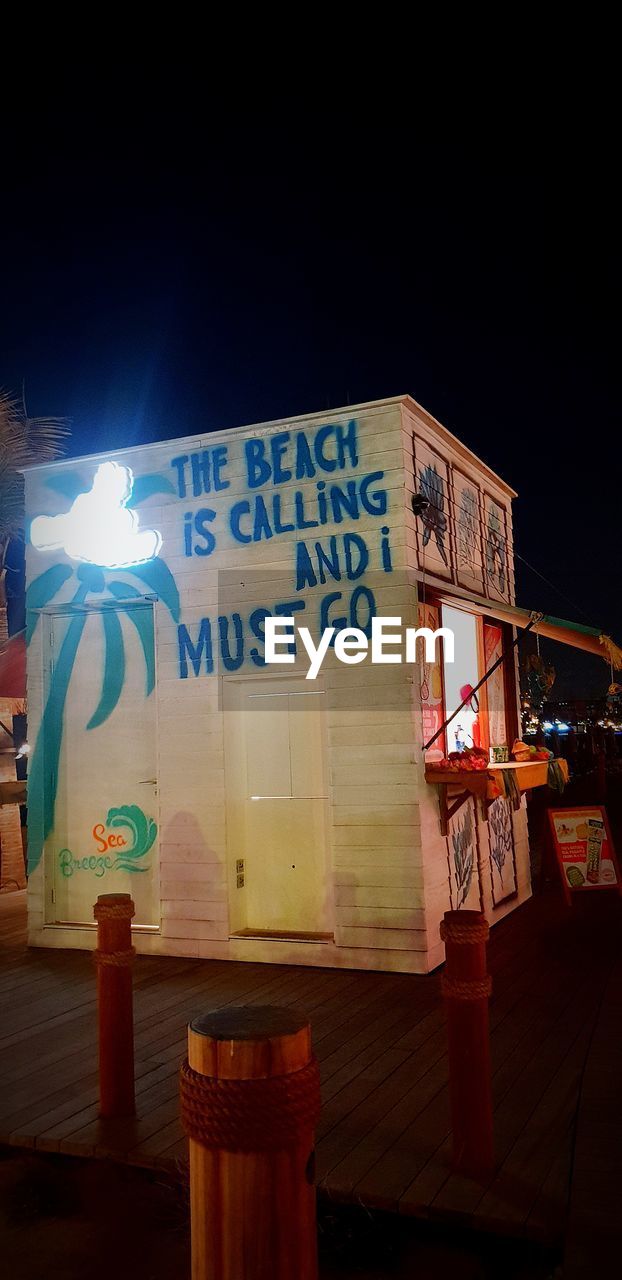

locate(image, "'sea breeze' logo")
[[58, 804, 157, 879]]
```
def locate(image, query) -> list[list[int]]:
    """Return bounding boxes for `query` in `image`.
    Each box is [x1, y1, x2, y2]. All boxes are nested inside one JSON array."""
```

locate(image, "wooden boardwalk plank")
[[397, 959, 577, 1214], [1, 887, 621, 1249], [317, 945, 556, 1206], [429, 980, 598, 1222]]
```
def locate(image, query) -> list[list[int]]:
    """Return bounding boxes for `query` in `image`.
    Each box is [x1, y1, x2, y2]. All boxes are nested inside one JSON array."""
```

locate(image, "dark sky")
[[2, 107, 618, 697]]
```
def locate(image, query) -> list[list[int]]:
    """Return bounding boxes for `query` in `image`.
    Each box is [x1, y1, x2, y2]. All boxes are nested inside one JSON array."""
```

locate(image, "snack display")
[[435, 746, 489, 772], [548, 806, 621, 902], [586, 818, 605, 883]]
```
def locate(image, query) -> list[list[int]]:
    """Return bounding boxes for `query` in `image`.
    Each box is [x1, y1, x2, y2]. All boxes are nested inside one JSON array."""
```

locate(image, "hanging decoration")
[[599, 634, 622, 671], [522, 651, 556, 728]]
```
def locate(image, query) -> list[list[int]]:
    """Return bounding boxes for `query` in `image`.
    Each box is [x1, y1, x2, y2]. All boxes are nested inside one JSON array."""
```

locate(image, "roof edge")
[[20, 392, 517, 498], [19, 395, 409, 474]]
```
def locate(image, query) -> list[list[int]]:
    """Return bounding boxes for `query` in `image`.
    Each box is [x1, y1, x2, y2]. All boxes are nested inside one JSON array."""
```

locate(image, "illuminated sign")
[[30, 461, 162, 568]]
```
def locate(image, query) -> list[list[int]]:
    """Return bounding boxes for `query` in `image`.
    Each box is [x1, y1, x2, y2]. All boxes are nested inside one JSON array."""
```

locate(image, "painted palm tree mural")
[[27, 461, 179, 874], [488, 796, 516, 904], [457, 486, 479, 575], [485, 502, 507, 597], [418, 463, 449, 566], [449, 802, 476, 909]]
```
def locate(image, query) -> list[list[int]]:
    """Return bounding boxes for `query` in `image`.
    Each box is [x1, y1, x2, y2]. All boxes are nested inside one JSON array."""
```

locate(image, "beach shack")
[[23, 395, 543, 972]]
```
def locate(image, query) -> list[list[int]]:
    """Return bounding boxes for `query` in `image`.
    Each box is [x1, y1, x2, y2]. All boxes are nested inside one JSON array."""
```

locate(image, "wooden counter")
[[425, 759, 558, 835]]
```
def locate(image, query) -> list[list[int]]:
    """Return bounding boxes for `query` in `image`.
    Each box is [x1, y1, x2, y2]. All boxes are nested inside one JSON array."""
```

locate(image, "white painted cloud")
[[30, 462, 162, 568]]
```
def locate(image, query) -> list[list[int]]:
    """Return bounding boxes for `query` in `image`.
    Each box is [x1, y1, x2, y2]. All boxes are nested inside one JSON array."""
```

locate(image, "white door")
[[48, 601, 159, 927], [224, 678, 330, 937]]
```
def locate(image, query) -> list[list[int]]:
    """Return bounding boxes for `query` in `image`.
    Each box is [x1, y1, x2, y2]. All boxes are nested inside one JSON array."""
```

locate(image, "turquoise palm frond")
[[107, 581, 155, 695], [129, 559, 180, 622], [25, 564, 73, 644], [126, 473, 176, 507], [77, 564, 106, 592], [27, 587, 89, 871], [44, 472, 89, 501], [86, 610, 125, 730]]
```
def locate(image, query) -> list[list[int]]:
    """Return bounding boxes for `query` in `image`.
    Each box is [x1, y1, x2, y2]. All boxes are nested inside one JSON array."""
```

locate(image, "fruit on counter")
[[528, 744, 553, 761], [435, 759, 489, 771], [434, 746, 489, 772]]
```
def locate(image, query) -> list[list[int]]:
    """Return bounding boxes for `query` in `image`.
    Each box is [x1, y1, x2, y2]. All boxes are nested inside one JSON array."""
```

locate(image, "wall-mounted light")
[[411, 493, 430, 517], [30, 462, 162, 568]]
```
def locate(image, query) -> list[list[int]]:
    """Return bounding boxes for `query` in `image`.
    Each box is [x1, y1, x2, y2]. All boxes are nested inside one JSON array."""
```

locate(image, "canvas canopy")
[[434, 590, 622, 671]]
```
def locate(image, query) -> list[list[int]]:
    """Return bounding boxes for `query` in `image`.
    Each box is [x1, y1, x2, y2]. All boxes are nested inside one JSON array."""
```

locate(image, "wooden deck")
[[1, 887, 620, 1247]]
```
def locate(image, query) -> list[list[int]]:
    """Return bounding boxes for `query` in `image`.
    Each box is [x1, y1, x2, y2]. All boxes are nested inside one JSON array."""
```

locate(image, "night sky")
[[2, 110, 618, 697]]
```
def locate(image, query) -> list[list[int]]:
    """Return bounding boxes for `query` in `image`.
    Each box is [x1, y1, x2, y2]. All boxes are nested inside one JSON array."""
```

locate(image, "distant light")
[[556, 722, 569, 732], [30, 462, 162, 568], [543, 720, 554, 730]]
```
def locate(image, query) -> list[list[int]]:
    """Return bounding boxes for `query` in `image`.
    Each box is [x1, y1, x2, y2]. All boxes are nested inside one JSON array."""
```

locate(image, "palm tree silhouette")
[[0, 389, 68, 645], [27, 465, 180, 873]]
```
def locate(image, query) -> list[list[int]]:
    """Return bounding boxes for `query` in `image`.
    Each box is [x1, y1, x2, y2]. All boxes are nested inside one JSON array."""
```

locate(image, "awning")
[[423, 589, 622, 752], [0, 631, 26, 699], [436, 590, 622, 670]]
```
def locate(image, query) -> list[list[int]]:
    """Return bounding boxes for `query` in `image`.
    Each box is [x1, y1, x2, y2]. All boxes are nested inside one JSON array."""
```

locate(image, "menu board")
[[548, 806, 621, 904]]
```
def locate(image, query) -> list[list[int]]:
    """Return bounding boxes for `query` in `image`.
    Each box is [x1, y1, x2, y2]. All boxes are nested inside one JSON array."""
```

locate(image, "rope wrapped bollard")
[[440, 910, 494, 1177], [181, 1006, 320, 1280], [93, 893, 135, 1118], [179, 1056, 321, 1151]]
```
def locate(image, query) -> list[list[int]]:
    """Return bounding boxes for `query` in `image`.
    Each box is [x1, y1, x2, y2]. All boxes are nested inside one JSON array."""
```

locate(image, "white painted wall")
[[401, 399, 531, 971], [25, 395, 530, 972]]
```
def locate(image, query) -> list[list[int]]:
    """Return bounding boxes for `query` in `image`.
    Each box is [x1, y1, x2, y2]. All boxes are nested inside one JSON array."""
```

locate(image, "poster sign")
[[412, 435, 454, 582], [483, 622, 507, 752], [418, 602, 445, 761], [452, 466, 485, 594], [548, 806, 622, 904]]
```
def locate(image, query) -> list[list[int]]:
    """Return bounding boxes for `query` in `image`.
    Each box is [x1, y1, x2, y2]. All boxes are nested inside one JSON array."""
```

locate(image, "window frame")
[[421, 591, 518, 758]]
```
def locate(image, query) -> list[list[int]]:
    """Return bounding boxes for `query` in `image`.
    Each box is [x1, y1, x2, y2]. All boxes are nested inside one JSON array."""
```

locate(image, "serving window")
[[419, 598, 516, 763]]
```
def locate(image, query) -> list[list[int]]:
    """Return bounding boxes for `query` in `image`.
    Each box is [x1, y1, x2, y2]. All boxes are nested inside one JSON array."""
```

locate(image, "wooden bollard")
[[440, 910, 494, 1177], [93, 893, 135, 1118], [180, 1006, 321, 1280]]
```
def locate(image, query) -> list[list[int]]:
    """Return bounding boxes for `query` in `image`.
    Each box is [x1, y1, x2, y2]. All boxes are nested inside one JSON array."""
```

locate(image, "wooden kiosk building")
[[23, 395, 539, 972]]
